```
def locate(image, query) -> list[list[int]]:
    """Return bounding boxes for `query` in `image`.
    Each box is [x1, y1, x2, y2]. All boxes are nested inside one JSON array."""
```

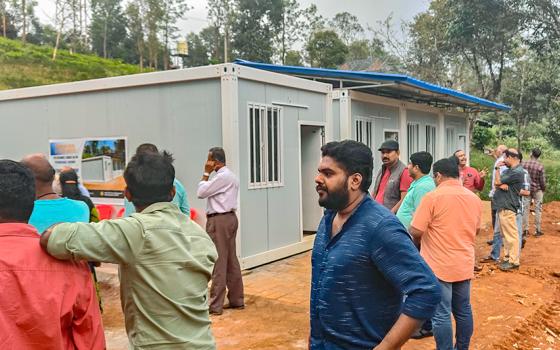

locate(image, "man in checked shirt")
[[522, 148, 546, 237]]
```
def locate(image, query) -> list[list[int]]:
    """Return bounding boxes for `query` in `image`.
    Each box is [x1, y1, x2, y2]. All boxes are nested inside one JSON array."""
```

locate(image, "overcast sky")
[[35, 0, 430, 39]]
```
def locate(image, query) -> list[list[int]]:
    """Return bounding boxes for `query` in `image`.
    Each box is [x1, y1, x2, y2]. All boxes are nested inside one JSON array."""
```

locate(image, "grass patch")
[[470, 150, 560, 203], [0, 37, 148, 90]]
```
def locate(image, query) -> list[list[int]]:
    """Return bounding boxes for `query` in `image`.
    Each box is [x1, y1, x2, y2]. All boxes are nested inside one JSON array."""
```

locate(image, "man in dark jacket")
[[372, 140, 413, 213]]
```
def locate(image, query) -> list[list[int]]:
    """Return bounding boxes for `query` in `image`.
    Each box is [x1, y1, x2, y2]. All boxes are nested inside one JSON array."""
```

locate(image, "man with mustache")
[[310, 140, 441, 350], [453, 149, 487, 193], [372, 140, 413, 213]]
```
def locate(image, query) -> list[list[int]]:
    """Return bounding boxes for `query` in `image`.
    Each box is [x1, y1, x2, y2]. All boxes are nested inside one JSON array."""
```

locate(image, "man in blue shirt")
[[22, 154, 89, 233], [124, 143, 190, 217], [311, 140, 441, 350]]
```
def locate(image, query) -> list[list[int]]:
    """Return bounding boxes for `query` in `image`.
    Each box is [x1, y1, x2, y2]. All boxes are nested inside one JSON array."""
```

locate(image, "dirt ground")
[[99, 201, 560, 350]]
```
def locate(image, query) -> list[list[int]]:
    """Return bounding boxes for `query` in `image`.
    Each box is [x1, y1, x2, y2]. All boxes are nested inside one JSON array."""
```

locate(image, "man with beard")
[[310, 140, 441, 350], [372, 140, 413, 213], [453, 150, 487, 193]]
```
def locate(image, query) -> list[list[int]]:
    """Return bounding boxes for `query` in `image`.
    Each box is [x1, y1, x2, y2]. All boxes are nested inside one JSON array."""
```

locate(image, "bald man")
[[21, 154, 89, 233]]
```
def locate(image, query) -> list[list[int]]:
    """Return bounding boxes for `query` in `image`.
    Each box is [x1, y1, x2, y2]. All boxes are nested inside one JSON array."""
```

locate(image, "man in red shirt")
[[372, 140, 413, 213], [0, 160, 105, 350], [454, 150, 487, 193]]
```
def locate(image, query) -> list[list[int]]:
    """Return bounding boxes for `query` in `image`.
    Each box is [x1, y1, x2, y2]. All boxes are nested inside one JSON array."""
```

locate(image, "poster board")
[[49, 137, 127, 203]]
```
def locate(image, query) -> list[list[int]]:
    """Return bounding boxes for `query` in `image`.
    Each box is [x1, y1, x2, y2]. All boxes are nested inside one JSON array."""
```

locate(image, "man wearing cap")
[[372, 140, 413, 213]]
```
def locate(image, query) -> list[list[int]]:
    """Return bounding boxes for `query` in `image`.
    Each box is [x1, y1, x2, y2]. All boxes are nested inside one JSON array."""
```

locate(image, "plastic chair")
[[96, 204, 115, 220], [116, 207, 125, 218]]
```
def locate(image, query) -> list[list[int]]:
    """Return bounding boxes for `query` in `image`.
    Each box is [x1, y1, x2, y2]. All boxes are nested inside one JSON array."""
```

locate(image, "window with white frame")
[[248, 103, 283, 188], [426, 125, 437, 156], [407, 123, 419, 157], [458, 134, 467, 152], [446, 127, 456, 156], [355, 117, 373, 148], [384, 130, 399, 142]]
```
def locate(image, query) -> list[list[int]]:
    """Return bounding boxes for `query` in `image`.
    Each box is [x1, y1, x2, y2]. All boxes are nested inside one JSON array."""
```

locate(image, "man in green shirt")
[[397, 151, 436, 231], [41, 151, 218, 350]]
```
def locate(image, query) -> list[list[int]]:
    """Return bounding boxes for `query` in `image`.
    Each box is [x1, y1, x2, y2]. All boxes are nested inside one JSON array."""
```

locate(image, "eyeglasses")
[[506, 151, 519, 158]]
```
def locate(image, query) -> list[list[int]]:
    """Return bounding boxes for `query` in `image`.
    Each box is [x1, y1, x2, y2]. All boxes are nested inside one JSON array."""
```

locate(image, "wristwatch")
[[203, 172, 210, 177], [494, 166, 499, 170]]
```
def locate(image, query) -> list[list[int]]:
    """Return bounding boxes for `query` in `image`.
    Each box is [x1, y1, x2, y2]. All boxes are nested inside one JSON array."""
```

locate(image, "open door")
[[300, 124, 325, 236]]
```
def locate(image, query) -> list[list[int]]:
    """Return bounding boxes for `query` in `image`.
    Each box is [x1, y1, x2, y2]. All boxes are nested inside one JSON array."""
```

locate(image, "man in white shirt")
[[197, 147, 244, 315]]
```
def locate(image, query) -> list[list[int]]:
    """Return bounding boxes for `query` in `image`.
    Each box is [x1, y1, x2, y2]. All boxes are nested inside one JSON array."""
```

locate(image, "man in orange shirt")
[[0, 160, 105, 350], [410, 158, 482, 350]]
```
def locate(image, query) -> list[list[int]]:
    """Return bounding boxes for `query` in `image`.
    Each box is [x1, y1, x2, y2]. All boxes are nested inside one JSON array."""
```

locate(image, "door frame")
[[297, 120, 326, 242]]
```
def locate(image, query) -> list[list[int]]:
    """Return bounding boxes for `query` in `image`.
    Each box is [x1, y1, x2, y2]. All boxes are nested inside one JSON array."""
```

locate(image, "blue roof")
[[235, 60, 510, 112]]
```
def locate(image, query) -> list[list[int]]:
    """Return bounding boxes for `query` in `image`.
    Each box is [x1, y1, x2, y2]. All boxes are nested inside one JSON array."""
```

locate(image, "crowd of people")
[[0, 138, 547, 349], [311, 139, 547, 350], [0, 144, 242, 349]]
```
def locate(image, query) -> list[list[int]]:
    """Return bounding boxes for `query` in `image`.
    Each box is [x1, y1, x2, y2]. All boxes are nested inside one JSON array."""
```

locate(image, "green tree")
[[275, 0, 304, 64], [199, 25, 225, 64], [90, 0, 126, 59], [526, 0, 560, 56], [10, 0, 37, 42], [502, 51, 560, 148], [159, 0, 189, 70], [442, 0, 526, 99], [472, 124, 496, 150], [231, 0, 283, 62], [207, 0, 235, 62], [185, 31, 209, 67], [284, 49, 302, 65], [306, 30, 347, 68], [329, 12, 363, 45], [125, 1, 145, 69], [407, 1, 450, 85]]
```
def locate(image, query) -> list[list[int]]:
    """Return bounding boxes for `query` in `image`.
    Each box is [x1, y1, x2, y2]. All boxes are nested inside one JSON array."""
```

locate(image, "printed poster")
[[49, 137, 127, 200]]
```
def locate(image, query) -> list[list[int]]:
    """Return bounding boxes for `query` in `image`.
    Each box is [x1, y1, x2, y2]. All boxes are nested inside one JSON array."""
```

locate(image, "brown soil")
[[100, 201, 560, 350]]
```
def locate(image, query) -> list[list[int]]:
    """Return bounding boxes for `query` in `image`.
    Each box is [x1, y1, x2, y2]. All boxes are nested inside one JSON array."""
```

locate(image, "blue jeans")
[[517, 212, 523, 252], [432, 279, 473, 350], [490, 215, 502, 260]]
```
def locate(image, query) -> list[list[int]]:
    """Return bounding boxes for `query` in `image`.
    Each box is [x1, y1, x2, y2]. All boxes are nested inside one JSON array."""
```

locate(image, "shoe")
[[209, 309, 223, 315], [522, 238, 526, 248], [480, 256, 498, 263], [498, 262, 519, 271], [486, 240, 493, 246], [523, 230, 529, 238], [410, 328, 433, 339], [474, 265, 483, 272], [535, 231, 543, 237], [224, 304, 245, 310]]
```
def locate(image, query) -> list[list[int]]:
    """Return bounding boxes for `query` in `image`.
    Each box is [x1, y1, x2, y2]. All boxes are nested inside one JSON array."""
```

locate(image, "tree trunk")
[[103, 18, 108, 58], [517, 66, 525, 150], [281, 9, 286, 64], [2, 13, 6, 37], [83, 0, 88, 47], [224, 25, 228, 63], [21, 0, 26, 43], [53, 26, 62, 60]]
